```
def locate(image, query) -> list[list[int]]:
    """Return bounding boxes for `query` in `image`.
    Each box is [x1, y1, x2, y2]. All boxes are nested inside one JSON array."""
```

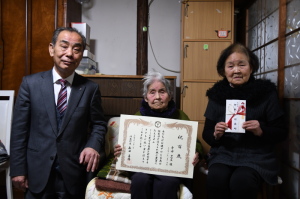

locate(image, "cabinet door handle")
[[184, 3, 189, 17], [181, 85, 188, 96], [184, 44, 189, 58]]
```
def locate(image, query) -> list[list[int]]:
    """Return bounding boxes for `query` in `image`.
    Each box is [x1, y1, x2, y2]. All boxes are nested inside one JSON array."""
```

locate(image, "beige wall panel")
[[182, 82, 214, 121], [197, 121, 211, 154], [183, 1, 232, 40], [183, 41, 231, 80]]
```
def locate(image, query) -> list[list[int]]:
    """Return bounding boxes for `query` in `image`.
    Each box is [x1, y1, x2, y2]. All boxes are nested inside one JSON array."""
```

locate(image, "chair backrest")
[[106, 117, 121, 156], [0, 90, 15, 155]]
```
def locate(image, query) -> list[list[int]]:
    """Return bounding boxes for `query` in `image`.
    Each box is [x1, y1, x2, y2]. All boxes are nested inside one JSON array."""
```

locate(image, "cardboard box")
[[71, 22, 91, 46], [76, 57, 97, 75], [83, 49, 95, 60]]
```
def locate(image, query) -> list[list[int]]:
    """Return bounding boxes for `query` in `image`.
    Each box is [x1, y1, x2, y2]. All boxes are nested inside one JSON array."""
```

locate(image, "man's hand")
[[79, 147, 100, 172], [12, 176, 28, 192]]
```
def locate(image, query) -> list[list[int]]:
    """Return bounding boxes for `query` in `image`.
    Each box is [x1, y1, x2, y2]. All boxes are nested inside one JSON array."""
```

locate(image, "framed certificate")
[[116, 114, 198, 178]]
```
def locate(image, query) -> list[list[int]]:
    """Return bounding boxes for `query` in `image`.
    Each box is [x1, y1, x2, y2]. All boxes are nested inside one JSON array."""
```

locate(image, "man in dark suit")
[[10, 27, 107, 199]]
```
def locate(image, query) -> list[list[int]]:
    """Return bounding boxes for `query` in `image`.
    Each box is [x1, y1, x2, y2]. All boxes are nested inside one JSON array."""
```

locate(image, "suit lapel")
[[58, 74, 86, 136], [41, 70, 58, 135]]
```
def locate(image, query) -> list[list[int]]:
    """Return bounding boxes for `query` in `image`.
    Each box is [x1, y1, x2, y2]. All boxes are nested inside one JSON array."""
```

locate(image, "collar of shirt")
[[52, 67, 74, 105], [52, 67, 75, 85]]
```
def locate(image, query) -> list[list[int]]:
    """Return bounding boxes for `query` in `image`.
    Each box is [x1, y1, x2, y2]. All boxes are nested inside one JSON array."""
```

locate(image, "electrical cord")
[[148, 0, 181, 73]]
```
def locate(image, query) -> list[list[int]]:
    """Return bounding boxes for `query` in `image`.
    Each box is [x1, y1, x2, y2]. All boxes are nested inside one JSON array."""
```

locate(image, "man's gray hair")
[[51, 27, 86, 50]]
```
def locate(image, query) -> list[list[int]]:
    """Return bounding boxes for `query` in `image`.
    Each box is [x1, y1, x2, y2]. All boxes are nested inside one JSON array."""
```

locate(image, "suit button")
[[50, 156, 54, 160]]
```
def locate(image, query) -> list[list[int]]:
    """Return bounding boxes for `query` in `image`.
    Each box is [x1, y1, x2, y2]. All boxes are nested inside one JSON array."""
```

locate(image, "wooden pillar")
[[136, 0, 148, 75], [277, 0, 286, 105], [0, 0, 3, 89]]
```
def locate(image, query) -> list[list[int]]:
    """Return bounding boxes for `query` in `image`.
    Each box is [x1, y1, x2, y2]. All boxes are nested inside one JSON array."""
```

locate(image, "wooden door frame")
[[136, 0, 148, 75]]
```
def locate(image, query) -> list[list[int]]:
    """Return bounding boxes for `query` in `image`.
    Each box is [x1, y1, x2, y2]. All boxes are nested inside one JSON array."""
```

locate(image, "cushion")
[[95, 178, 131, 193], [87, 177, 192, 199], [97, 154, 115, 179], [99, 117, 131, 184], [106, 159, 131, 184], [106, 117, 121, 155], [96, 154, 131, 184], [86, 177, 131, 199]]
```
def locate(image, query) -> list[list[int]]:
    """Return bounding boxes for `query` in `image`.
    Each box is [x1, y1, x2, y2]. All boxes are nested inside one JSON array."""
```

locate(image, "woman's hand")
[[192, 152, 199, 166], [214, 122, 227, 140], [242, 120, 263, 136], [114, 144, 122, 159]]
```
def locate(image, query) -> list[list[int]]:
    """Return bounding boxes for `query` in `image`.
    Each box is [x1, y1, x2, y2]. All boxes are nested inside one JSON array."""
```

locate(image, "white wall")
[[148, 0, 181, 86], [81, 0, 137, 76], [82, 0, 182, 86]]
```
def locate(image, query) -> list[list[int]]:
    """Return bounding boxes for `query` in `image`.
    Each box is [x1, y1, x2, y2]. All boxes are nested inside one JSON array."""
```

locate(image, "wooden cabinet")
[[0, 0, 81, 94], [181, 1, 234, 198], [181, 82, 214, 121], [84, 75, 177, 121], [183, 41, 231, 80], [183, 1, 232, 40], [181, 0, 234, 153]]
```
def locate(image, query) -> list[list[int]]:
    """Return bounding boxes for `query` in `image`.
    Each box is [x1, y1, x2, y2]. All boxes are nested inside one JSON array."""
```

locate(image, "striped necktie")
[[57, 79, 68, 115]]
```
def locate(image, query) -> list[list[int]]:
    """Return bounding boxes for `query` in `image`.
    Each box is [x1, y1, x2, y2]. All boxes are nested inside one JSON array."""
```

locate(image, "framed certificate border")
[[116, 114, 198, 178]]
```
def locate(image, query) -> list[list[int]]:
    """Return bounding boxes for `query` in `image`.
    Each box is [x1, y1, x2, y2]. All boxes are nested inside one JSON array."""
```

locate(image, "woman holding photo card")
[[202, 43, 287, 199]]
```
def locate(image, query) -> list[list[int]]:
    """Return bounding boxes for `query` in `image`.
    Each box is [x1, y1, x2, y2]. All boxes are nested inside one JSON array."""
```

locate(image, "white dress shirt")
[[52, 68, 75, 105]]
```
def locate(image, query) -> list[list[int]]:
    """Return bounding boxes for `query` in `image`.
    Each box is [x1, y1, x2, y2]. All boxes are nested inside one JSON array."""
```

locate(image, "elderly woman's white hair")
[[142, 71, 173, 99]]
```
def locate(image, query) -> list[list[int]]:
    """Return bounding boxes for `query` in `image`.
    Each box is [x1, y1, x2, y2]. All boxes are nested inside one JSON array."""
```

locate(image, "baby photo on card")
[[225, 99, 246, 133]]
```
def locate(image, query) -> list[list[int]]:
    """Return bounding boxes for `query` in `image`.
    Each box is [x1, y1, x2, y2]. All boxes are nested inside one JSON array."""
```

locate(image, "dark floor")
[[0, 186, 24, 199]]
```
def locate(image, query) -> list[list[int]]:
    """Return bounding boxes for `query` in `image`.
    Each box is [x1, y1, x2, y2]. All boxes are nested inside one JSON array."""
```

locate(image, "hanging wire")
[[148, 0, 181, 73]]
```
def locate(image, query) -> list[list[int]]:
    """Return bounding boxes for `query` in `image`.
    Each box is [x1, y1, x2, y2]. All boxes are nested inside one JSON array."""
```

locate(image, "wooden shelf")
[[84, 75, 176, 121]]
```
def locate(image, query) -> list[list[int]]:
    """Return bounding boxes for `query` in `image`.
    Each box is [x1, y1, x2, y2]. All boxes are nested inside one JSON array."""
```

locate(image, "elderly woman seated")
[[202, 43, 287, 199], [114, 71, 200, 199]]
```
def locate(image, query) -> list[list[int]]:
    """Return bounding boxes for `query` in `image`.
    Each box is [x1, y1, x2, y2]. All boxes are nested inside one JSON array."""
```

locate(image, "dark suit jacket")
[[10, 70, 107, 195]]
